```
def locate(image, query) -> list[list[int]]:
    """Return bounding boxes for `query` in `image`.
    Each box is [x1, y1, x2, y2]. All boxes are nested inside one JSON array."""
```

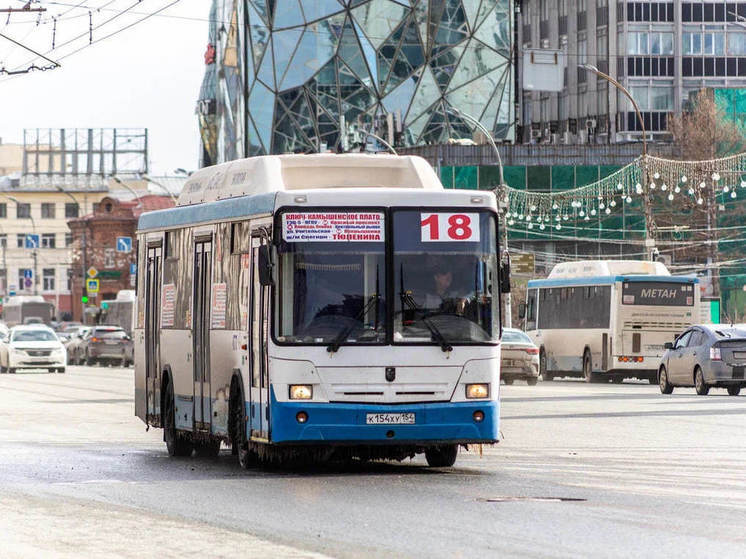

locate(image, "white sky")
[[0, 0, 210, 175]]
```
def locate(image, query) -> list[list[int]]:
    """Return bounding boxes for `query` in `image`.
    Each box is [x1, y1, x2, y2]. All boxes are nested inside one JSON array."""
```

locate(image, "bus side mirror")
[[518, 303, 526, 319], [663, 342, 673, 350], [258, 245, 274, 286], [500, 262, 511, 293]]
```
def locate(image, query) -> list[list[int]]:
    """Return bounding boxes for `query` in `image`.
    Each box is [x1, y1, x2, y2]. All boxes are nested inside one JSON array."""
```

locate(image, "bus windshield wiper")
[[399, 266, 453, 352], [327, 269, 381, 354]]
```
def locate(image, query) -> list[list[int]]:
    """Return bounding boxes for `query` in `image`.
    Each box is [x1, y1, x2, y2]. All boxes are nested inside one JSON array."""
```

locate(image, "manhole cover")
[[478, 496, 586, 503]]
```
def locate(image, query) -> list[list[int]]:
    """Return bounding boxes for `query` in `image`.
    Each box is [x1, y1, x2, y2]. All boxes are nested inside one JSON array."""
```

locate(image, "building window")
[[0, 234, 6, 248], [41, 203, 56, 219], [65, 232, 73, 247], [66, 269, 72, 292], [0, 203, 6, 218], [728, 33, 746, 55], [65, 203, 79, 218], [41, 233, 56, 249], [16, 203, 31, 219], [105, 248, 115, 269], [685, 31, 725, 55], [43, 269, 55, 292], [16, 234, 25, 248]]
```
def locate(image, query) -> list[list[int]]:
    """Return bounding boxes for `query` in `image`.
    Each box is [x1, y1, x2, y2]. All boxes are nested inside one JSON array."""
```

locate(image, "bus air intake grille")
[[623, 321, 690, 330], [343, 392, 385, 396]]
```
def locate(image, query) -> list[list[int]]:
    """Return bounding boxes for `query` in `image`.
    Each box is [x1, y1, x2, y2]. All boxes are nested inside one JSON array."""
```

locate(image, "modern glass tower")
[[197, 1, 514, 165]]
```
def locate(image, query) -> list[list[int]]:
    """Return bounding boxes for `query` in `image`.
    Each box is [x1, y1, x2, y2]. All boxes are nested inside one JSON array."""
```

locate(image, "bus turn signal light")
[[617, 356, 644, 363], [289, 385, 313, 400], [466, 383, 489, 399]]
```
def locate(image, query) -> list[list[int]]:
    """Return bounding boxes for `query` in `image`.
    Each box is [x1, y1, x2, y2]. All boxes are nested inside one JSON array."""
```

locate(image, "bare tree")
[[665, 91, 746, 297]]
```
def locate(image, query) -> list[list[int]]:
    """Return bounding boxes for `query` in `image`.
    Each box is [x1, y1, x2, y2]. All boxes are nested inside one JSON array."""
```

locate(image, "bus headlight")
[[466, 383, 489, 399], [289, 385, 313, 400]]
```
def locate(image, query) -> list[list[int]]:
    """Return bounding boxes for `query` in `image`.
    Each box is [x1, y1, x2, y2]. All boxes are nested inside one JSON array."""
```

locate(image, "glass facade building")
[[197, 0, 514, 165]]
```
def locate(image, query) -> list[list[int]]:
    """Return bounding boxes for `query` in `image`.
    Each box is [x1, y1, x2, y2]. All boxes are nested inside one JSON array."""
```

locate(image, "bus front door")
[[193, 238, 213, 432], [249, 236, 270, 441], [144, 244, 162, 424]]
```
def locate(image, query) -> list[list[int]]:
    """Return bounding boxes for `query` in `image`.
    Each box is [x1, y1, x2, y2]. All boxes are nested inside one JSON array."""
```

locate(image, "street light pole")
[[446, 106, 511, 328], [3, 195, 39, 296], [111, 176, 144, 207], [364, 131, 398, 155], [580, 64, 657, 258], [55, 186, 88, 322], [140, 175, 178, 204]]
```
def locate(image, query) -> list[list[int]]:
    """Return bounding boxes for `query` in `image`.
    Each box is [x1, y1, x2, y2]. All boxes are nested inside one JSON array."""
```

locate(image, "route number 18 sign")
[[420, 212, 480, 242]]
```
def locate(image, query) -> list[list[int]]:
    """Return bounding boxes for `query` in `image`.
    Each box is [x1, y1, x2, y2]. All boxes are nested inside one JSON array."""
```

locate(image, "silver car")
[[659, 324, 746, 396], [501, 328, 540, 385]]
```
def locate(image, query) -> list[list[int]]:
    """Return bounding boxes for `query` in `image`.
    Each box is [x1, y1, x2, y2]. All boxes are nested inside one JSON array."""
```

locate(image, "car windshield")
[[393, 210, 499, 344], [12, 330, 57, 342], [502, 330, 533, 344], [275, 211, 386, 345]]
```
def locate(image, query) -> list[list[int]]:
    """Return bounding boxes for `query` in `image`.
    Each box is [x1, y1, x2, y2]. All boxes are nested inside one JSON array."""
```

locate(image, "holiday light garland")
[[501, 151, 746, 231]]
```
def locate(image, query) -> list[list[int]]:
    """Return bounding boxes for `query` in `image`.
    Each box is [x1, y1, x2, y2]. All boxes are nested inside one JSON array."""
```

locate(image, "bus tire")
[[425, 444, 458, 467], [659, 366, 674, 394], [163, 377, 193, 457], [8, 368, 15, 374], [230, 378, 255, 469], [727, 385, 741, 396], [540, 349, 553, 381], [583, 350, 597, 383], [694, 367, 709, 395], [526, 377, 538, 386], [504, 378, 513, 385]]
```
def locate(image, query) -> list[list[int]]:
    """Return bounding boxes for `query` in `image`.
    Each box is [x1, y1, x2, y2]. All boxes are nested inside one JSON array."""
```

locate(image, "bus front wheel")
[[425, 445, 458, 467]]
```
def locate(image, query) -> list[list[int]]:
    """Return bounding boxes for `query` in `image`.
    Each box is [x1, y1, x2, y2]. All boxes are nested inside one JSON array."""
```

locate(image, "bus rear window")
[[622, 282, 694, 306]]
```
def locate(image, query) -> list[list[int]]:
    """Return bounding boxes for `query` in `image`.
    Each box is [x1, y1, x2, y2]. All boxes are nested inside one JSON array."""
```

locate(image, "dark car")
[[80, 326, 134, 367], [658, 324, 746, 396]]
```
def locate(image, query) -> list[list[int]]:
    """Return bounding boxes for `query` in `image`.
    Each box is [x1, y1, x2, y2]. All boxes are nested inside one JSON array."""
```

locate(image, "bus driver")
[[421, 261, 468, 315]]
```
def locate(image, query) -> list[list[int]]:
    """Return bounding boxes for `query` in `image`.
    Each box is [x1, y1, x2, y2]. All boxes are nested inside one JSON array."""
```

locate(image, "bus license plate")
[[366, 413, 415, 425]]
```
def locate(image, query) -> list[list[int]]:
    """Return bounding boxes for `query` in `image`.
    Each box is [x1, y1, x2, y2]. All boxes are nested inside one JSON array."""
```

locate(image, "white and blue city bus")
[[522, 260, 698, 383], [134, 154, 504, 467]]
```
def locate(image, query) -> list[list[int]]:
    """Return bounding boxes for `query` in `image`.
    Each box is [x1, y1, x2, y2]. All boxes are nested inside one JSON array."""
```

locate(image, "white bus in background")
[[2, 295, 55, 327], [100, 290, 136, 334], [521, 260, 698, 383], [134, 154, 506, 468]]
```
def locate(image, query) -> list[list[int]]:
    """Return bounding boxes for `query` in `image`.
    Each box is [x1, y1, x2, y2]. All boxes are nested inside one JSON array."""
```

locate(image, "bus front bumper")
[[268, 393, 499, 445]]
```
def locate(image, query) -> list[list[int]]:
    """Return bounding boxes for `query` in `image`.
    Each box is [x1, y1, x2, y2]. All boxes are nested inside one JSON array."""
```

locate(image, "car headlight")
[[289, 385, 313, 400], [466, 383, 490, 399]]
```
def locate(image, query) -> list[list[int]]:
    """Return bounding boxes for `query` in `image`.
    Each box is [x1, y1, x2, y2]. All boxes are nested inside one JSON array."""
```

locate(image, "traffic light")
[[81, 295, 89, 304]]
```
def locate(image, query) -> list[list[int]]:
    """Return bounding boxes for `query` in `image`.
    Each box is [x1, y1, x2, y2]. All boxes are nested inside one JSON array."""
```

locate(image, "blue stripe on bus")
[[527, 275, 698, 288], [268, 389, 499, 444], [137, 192, 277, 231]]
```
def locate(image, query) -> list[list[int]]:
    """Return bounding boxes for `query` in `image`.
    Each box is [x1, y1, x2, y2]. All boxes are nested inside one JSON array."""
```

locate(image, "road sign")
[[130, 263, 137, 275], [87, 267, 98, 278], [117, 236, 133, 253], [23, 269, 32, 279], [511, 253, 535, 275], [24, 278, 32, 288], [24, 234, 39, 249], [86, 278, 100, 294]]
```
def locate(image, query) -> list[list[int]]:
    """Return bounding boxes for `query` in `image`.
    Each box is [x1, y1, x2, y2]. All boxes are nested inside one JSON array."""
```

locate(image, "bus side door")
[[249, 235, 270, 441], [192, 237, 213, 432], [144, 244, 162, 424]]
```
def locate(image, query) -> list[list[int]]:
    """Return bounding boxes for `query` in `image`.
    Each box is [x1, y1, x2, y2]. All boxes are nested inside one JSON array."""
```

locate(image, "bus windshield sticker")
[[420, 212, 480, 242], [282, 212, 384, 242], [161, 283, 176, 327], [211, 282, 227, 328], [622, 282, 694, 306]]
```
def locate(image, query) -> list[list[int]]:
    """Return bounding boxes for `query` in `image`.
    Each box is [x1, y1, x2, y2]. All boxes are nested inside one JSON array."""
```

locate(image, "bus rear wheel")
[[164, 379, 193, 457], [230, 381, 256, 469], [583, 351, 597, 383], [540, 349, 553, 381], [425, 444, 458, 467]]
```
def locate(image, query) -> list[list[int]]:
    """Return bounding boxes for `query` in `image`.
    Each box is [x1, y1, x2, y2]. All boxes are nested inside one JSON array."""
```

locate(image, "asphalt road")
[[1, 366, 745, 558]]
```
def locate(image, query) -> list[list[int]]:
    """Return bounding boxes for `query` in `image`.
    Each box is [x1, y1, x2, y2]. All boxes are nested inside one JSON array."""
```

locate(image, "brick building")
[[68, 195, 174, 322]]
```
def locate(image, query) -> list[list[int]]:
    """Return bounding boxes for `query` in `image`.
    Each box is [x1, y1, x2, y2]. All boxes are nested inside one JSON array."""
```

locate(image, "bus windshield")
[[275, 211, 386, 345], [393, 210, 499, 344]]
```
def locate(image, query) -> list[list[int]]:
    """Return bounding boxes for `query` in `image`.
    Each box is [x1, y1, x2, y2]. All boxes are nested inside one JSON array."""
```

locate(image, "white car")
[[0, 325, 67, 374]]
